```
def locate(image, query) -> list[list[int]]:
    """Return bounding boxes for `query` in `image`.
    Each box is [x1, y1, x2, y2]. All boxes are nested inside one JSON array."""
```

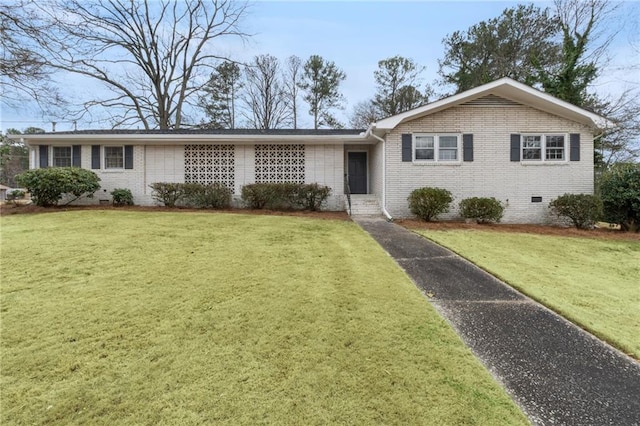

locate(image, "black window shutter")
[[72, 145, 81, 167], [510, 134, 520, 161], [569, 133, 580, 161], [462, 134, 474, 162], [401, 134, 412, 162], [124, 145, 134, 169], [91, 145, 101, 169], [39, 145, 49, 168]]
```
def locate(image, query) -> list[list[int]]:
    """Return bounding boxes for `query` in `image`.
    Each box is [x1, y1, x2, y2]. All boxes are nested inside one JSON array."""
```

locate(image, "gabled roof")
[[372, 77, 611, 132]]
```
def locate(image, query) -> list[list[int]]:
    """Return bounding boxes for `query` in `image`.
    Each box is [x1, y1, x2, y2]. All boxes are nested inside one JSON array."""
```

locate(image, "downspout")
[[365, 126, 393, 221]]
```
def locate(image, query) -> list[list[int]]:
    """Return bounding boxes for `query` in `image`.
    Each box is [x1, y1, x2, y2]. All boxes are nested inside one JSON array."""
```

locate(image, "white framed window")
[[52, 146, 72, 167], [522, 134, 566, 162], [104, 146, 124, 169], [414, 134, 460, 162]]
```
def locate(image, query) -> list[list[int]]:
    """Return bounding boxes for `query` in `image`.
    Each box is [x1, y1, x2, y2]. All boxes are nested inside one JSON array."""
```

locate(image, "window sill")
[[101, 169, 127, 173], [520, 161, 569, 166], [412, 161, 462, 166]]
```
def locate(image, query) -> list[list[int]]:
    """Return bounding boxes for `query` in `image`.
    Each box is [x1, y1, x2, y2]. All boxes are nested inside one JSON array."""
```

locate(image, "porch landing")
[[347, 194, 381, 216]]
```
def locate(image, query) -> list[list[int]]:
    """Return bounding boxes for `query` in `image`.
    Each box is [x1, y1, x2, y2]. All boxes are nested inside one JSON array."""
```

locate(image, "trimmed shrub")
[[111, 188, 134, 206], [408, 187, 453, 221], [549, 194, 603, 230], [240, 183, 293, 210], [241, 183, 275, 209], [16, 167, 100, 207], [459, 197, 504, 223], [182, 183, 232, 209], [149, 182, 183, 207], [180, 183, 205, 207], [292, 183, 332, 211], [241, 183, 331, 211], [599, 163, 640, 232]]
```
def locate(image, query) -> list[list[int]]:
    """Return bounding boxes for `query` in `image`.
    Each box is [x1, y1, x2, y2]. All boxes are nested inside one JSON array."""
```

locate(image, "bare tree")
[[349, 100, 381, 129], [0, 1, 64, 111], [282, 55, 302, 129], [241, 54, 290, 129], [596, 90, 640, 167], [21, 0, 249, 129]]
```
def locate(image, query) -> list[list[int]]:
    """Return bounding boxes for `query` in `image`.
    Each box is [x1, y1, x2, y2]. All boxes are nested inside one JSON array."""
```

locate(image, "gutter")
[[365, 126, 393, 221], [7, 133, 368, 144]]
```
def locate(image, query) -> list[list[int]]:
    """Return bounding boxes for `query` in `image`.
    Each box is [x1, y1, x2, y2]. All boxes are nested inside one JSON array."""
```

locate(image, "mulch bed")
[[0, 203, 351, 221], [397, 219, 640, 241], [2, 203, 637, 241]]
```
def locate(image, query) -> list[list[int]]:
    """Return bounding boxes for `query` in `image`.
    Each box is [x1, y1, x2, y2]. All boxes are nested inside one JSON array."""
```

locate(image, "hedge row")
[[149, 182, 232, 209], [241, 183, 331, 211], [150, 182, 331, 211]]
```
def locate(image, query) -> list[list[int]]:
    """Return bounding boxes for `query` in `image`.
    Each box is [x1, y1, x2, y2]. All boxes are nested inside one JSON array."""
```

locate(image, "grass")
[[0, 211, 527, 425], [416, 229, 640, 359]]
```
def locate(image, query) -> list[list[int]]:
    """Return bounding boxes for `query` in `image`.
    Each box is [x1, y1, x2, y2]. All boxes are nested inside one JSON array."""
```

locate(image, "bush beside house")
[[150, 182, 231, 209], [15, 168, 100, 206], [111, 188, 134, 206], [408, 187, 453, 221], [241, 183, 331, 211], [549, 194, 603, 230], [149, 182, 330, 211], [459, 197, 504, 223]]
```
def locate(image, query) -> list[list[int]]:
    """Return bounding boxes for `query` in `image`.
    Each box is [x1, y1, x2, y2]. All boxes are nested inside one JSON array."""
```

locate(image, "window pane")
[[546, 149, 564, 160], [523, 136, 541, 148], [415, 136, 434, 149], [546, 135, 564, 148], [415, 148, 434, 160], [439, 149, 457, 160], [53, 147, 72, 167], [415, 136, 434, 160], [439, 136, 458, 148], [545, 135, 565, 160], [523, 148, 542, 160], [105, 146, 124, 169]]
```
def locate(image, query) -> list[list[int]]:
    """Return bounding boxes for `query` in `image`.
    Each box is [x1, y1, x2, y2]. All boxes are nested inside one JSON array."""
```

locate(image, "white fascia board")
[[11, 133, 372, 146], [374, 77, 613, 130]]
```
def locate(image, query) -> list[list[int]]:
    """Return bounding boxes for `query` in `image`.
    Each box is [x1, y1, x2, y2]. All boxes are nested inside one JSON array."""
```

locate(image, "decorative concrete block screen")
[[184, 144, 235, 188], [255, 144, 305, 183]]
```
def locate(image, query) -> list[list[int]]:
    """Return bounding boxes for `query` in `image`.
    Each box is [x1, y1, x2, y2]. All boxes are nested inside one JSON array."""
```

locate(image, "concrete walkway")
[[354, 216, 640, 426]]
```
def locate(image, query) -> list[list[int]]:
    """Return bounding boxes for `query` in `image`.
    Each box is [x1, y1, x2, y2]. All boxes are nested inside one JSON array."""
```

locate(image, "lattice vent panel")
[[255, 144, 305, 183], [184, 144, 235, 188]]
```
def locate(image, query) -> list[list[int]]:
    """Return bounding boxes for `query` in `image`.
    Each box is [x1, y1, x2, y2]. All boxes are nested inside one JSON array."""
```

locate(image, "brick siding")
[[384, 105, 594, 223]]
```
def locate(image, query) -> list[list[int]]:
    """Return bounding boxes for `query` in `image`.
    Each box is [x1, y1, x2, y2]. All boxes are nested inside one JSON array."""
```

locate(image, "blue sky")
[[1, 0, 638, 131]]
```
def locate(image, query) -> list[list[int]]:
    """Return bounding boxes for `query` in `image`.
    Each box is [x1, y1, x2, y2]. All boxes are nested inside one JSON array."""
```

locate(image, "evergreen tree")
[[299, 55, 346, 129]]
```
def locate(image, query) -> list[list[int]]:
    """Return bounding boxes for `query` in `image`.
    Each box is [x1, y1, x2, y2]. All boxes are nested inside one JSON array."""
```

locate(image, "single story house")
[[12, 78, 609, 223]]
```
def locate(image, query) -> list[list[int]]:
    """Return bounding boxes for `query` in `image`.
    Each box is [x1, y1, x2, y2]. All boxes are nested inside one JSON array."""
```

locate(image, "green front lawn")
[[417, 229, 640, 359], [0, 211, 526, 425]]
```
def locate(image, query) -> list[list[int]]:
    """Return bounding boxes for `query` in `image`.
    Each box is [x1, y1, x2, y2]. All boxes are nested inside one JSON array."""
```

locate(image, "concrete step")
[[347, 195, 381, 216]]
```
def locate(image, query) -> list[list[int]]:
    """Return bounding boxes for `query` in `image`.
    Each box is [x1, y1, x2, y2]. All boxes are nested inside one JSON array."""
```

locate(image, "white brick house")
[[13, 78, 609, 223]]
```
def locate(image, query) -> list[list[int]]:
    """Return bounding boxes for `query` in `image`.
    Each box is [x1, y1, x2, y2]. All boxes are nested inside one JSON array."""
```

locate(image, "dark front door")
[[348, 152, 367, 194]]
